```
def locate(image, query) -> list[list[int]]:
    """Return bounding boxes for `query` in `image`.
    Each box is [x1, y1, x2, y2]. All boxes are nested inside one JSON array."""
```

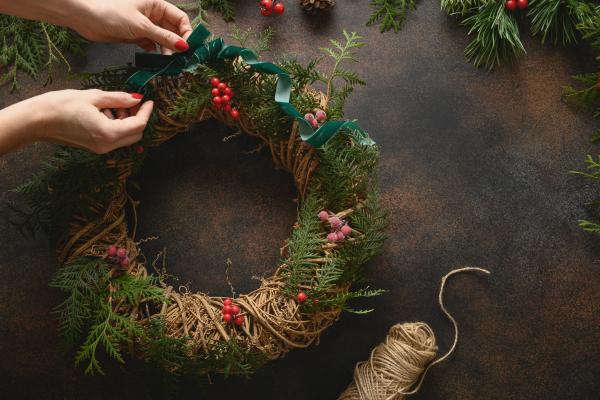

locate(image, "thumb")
[[90, 90, 144, 109], [142, 20, 189, 53]]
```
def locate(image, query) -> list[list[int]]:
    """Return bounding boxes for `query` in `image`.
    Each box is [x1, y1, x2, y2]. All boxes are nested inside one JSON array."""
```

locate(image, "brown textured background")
[[1, 1, 600, 399]]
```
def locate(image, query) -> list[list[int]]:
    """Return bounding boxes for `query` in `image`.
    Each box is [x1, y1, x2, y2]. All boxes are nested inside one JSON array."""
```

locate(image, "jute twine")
[[338, 267, 491, 400], [57, 69, 361, 367]]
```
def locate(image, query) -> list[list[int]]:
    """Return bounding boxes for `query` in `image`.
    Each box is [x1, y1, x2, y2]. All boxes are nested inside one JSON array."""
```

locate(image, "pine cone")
[[300, 0, 336, 14]]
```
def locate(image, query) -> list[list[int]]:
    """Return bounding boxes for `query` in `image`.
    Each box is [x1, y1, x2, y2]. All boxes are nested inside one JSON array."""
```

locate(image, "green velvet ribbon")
[[126, 24, 374, 148]]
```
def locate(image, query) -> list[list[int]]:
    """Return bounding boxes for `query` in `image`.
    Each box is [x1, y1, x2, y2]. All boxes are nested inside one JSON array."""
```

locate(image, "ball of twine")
[[338, 267, 490, 400]]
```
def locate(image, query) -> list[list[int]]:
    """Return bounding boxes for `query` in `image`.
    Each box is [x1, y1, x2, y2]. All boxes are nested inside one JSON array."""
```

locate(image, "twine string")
[[338, 267, 491, 400]]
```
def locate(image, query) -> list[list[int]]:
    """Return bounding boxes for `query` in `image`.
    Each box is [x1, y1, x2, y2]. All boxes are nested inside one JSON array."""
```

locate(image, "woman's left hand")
[[69, 0, 193, 54]]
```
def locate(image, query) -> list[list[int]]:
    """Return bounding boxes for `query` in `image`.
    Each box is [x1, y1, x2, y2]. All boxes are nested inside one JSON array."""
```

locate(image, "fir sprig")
[[367, 0, 418, 33], [528, 0, 581, 46]]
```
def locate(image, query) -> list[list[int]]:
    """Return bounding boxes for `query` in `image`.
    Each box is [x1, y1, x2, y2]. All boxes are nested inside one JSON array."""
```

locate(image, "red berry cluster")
[[304, 109, 327, 129], [106, 245, 130, 269], [319, 210, 352, 243], [505, 0, 527, 11], [222, 298, 245, 326], [260, 0, 284, 16], [210, 77, 240, 119]]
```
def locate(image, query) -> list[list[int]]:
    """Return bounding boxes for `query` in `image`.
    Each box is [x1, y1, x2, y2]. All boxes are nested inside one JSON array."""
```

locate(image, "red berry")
[[136, 145, 144, 154], [336, 231, 345, 241], [223, 298, 232, 306], [341, 224, 352, 235], [117, 248, 127, 259], [318, 210, 329, 221], [310, 119, 319, 129], [230, 109, 240, 119], [211, 77, 220, 87], [223, 104, 232, 112], [315, 109, 327, 122], [223, 313, 232, 323], [120, 257, 129, 268], [234, 315, 245, 326], [213, 96, 222, 105], [304, 113, 315, 122], [329, 216, 342, 229], [261, 7, 272, 16], [211, 88, 220, 96], [224, 87, 233, 97], [221, 95, 230, 104], [297, 292, 307, 302], [107, 245, 117, 257], [517, 0, 527, 8], [217, 82, 227, 91], [260, 0, 273, 8], [273, 2, 284, 14], [327, 232, 338, 242], [223, 305, 233, 314], [231, 305, 241, 315], [505, 0, 517, 11]]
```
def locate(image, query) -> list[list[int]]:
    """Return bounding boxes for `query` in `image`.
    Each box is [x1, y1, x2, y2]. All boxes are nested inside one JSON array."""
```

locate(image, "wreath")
[[10, 25, 387, 376]]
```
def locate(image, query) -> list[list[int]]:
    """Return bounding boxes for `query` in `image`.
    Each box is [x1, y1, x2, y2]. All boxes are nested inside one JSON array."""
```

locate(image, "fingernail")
[[131, 92, 144, 99], [175, 39, 189, 52]]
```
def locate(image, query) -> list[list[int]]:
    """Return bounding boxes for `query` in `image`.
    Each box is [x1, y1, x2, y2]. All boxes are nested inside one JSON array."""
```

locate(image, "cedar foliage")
[[0, 15, 85, 92]]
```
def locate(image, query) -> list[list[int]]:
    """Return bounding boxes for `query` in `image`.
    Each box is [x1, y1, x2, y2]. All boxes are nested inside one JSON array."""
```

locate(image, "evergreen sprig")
[[50, 257, 165, 375], [463, 1, 525, 70], [528, 0, 581, 45], [368, 0, 418, 33], [320, 31, 366, 120], [0, 16, 85, 92]]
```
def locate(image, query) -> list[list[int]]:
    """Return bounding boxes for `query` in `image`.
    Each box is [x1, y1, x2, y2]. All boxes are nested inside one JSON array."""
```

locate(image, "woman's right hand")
[[0, 89, 154, 155]]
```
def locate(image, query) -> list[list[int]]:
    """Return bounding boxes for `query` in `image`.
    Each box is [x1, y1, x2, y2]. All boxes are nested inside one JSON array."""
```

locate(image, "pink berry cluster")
[[319, 210, 352, 243], [210, 77, 240, 119], [222, 298, 245, 326], [260, 0, 284, 16], [106, 245, 130, 268], [304, 109, 327, 129]]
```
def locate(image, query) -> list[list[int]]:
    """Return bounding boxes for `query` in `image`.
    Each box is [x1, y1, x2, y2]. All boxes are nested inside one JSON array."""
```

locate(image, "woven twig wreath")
[[15, 26, 386, 376]]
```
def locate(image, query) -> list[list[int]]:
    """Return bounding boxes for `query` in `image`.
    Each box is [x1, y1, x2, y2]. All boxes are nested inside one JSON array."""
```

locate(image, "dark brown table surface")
[[1, 1, 599, 399]]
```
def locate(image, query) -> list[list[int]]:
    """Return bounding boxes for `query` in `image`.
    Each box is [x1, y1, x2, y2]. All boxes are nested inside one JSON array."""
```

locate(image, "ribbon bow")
[[126, 24, 374, 148]]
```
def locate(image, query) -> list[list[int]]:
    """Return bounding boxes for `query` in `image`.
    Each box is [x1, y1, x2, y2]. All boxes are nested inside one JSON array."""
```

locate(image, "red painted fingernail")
[[131, 92, 143, 99], [175, 39, 189, 52]]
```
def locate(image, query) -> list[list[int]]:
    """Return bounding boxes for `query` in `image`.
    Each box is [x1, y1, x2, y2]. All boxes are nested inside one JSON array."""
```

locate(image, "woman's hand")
[[0, 0, 193, 53], [0, 89, 154, 155], [71, 0, 193, 53]]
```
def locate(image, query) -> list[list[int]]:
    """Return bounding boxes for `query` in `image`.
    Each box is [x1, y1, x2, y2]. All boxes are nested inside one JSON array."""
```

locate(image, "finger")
[[159, 2, 193, 39], [108, 101, 154, 145], [142, 18, 188, 53], [115, 108, 129, 120], [101, 109, 115, 119], [130, 104, 141, 116], [90, 90, 143, 109], [136, 39, 157, 52]]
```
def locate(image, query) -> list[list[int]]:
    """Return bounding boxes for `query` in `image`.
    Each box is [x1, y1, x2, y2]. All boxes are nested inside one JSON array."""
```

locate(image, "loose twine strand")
[[338, 267, 491, 400]]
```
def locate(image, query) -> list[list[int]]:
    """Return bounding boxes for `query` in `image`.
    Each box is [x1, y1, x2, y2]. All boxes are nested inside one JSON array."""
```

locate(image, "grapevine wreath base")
[[14, 25, 387, 376]]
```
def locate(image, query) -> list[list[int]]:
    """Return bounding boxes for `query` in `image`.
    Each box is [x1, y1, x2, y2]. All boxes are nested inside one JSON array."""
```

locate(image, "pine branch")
[[441, 0, 486, 16], [463, 1, 525, 70], [367, 0, 418, 33], [575, 2, 600, 53], [528, 0, 581, 46], [202, 0, 236, 22], [563, 72, 600, 116]]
